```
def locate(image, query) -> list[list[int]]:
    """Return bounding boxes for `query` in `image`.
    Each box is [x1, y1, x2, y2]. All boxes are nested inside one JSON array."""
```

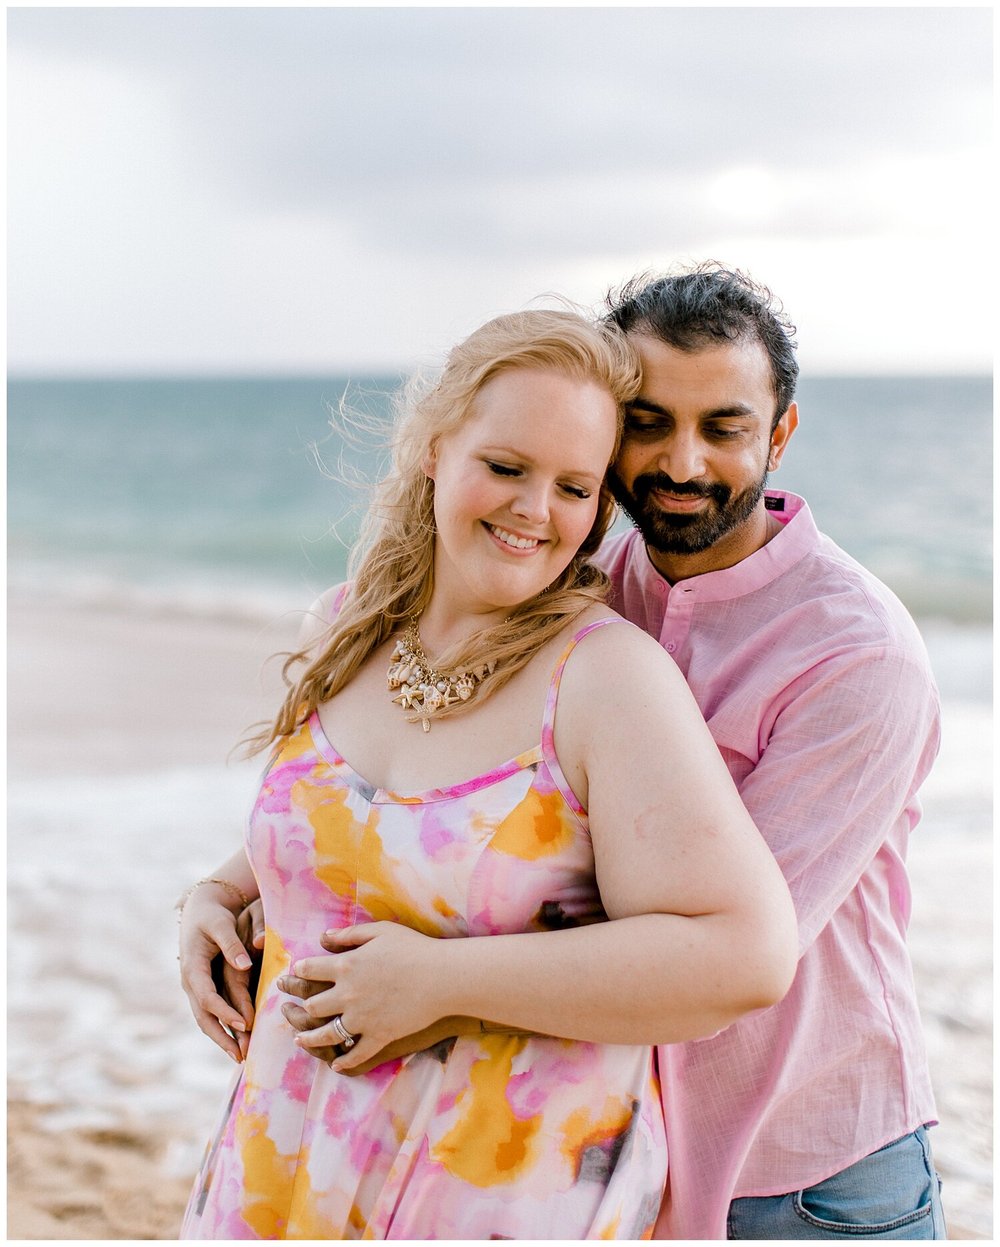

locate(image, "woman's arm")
[[291, 621, 798, 1070], [177, 848, 261, 1062]]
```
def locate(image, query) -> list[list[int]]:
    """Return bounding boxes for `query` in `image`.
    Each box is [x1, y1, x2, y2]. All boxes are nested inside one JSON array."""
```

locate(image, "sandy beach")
[[7, 595, 993, 1240]]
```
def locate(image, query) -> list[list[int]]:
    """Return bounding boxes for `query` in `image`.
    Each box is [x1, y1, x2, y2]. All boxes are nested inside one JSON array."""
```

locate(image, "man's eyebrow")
[[626, 398, 758, 420], [702, 404, 757, 420], [626, 397, 670, 417]]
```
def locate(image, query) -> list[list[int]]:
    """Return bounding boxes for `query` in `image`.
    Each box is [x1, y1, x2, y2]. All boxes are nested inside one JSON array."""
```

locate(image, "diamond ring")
[[332, 1016, 357, 1048]]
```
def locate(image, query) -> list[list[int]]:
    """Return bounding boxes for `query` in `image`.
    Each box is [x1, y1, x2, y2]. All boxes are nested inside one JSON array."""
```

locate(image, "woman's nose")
[[509, 481, 550, 524]]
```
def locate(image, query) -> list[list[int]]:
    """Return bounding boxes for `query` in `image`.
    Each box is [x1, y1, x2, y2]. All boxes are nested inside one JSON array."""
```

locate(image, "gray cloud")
[[7, 6, 992, 370], [10, 7, 989, 203]]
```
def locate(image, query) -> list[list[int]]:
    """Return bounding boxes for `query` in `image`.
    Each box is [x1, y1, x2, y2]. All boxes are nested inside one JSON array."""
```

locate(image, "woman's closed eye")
[[485, 460, 592, 500], [559, 482, 592, 500]]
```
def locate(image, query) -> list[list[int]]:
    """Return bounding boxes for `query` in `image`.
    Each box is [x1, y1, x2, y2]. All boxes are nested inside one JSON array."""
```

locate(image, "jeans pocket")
[[792, 1131, 936, 1237]]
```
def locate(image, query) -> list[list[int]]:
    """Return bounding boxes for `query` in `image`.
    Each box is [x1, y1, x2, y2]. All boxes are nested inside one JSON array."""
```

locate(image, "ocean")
[[8, 372, 992, 620], [9, 371, 992, 705]]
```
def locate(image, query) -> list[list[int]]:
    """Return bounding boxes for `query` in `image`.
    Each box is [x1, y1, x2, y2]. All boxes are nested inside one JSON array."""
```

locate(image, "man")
[[596, 265, 944, 1239], [218, 264, 946, 1238]]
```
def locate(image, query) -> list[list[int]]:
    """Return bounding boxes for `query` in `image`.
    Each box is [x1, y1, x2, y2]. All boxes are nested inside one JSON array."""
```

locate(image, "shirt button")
[[665, 641, 677, 653]]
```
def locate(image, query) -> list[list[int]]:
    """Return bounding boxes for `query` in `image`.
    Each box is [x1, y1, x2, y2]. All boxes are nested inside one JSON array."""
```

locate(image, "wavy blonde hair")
[[248, 308, 641, 754]]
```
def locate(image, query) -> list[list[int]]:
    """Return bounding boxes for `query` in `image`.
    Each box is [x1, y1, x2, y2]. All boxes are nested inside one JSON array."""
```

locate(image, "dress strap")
[[541, 616, 629, 756], [327, 582, 351, 624]]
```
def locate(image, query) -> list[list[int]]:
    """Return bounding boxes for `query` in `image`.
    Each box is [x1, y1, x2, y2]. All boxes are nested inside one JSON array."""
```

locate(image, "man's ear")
[[768, 402, 798, 472]]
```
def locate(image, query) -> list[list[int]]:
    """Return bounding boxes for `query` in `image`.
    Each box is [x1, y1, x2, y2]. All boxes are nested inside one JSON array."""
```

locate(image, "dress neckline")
[[298, 613, 624, 813], [306, 711, 545, 805]]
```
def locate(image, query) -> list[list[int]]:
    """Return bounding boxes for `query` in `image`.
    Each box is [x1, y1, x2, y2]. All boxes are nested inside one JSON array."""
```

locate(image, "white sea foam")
[[8, 559, 313, 628], [8, 764, 258, 1157]]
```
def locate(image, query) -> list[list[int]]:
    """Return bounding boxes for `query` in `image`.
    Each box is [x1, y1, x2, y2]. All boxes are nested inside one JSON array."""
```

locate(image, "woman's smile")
[[484, 522, 546, 553]]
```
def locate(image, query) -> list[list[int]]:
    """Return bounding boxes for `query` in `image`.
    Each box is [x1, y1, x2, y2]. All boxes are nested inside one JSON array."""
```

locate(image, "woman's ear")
[[422, 442, 438, 479]]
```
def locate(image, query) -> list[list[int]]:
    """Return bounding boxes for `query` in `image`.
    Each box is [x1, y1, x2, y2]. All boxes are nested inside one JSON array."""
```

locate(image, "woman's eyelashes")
[[484, 460, 591, 500]]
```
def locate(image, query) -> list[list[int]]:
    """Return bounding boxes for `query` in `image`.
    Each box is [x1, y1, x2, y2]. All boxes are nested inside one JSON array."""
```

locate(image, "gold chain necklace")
[[387, 617, 496, 732]]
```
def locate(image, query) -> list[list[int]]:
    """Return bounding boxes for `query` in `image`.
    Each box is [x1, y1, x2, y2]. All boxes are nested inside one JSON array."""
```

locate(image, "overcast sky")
[[7, 6, 993, 375]]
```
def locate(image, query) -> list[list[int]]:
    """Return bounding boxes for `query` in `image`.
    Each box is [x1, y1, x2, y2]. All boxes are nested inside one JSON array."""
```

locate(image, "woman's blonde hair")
[[249, 307, 641, 753]]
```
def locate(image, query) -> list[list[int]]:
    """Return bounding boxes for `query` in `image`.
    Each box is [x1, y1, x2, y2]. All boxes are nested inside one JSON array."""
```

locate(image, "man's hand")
[[279, 969, 474, 1073], [236, 897, 266, 955], [279, 974, 343, 1066]]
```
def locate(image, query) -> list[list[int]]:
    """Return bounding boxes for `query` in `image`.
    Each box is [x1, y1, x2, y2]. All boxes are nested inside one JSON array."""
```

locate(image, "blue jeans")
[[727, 1127, 946, 1239]]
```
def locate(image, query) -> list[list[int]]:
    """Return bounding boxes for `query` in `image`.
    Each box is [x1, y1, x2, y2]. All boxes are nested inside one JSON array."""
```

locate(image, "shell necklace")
[[387, 617, 496, 732]]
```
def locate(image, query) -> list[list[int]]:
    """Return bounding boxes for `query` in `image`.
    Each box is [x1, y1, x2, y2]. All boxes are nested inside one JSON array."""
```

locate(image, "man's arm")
[[734, 644, 940, 953]]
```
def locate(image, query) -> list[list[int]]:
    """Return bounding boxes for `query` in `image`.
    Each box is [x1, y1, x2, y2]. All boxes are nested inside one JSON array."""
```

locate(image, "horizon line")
[[9, 365, 993, 383]]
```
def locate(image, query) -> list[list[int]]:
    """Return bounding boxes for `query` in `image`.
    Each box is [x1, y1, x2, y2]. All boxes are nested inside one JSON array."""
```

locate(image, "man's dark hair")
[[606, 262, 799, 424]]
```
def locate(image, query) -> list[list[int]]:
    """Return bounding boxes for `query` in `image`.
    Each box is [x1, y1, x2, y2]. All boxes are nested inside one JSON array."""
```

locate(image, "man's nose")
[[657, 430, 707, 483]]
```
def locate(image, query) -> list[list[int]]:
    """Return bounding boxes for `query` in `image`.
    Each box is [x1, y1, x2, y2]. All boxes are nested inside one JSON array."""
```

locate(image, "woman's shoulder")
[[550, 606, 698, 772], [312, 581, 352, 620], [298, 581, 352, 647], [553, 605, 690, 716], [559, 604, 675, 670]]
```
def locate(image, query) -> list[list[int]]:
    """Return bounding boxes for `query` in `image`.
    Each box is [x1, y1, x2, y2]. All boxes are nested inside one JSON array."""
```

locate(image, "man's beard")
[[607, 465, 769, 556]]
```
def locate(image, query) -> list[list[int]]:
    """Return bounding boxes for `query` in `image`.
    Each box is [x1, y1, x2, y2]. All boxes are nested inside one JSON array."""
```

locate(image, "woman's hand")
[[280, 928, 494, 1073], [278, 923, 448, 1072], [178, 883, 257, 1062]]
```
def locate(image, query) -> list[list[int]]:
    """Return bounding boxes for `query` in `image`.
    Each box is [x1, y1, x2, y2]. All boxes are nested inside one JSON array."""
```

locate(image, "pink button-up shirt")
[[596, 491, 940, 1240]]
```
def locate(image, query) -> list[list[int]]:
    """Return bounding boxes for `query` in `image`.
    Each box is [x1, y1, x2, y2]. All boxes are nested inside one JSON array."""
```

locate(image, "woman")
[[178, 309, 796, 1239]]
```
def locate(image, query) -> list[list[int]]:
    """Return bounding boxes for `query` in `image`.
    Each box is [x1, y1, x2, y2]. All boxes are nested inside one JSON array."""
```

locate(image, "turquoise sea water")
[[8, 373, 992, 625]]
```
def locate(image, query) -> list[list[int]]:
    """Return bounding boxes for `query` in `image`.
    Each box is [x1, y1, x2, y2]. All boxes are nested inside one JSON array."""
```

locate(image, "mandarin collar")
[[640, 491, 818, 604]]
